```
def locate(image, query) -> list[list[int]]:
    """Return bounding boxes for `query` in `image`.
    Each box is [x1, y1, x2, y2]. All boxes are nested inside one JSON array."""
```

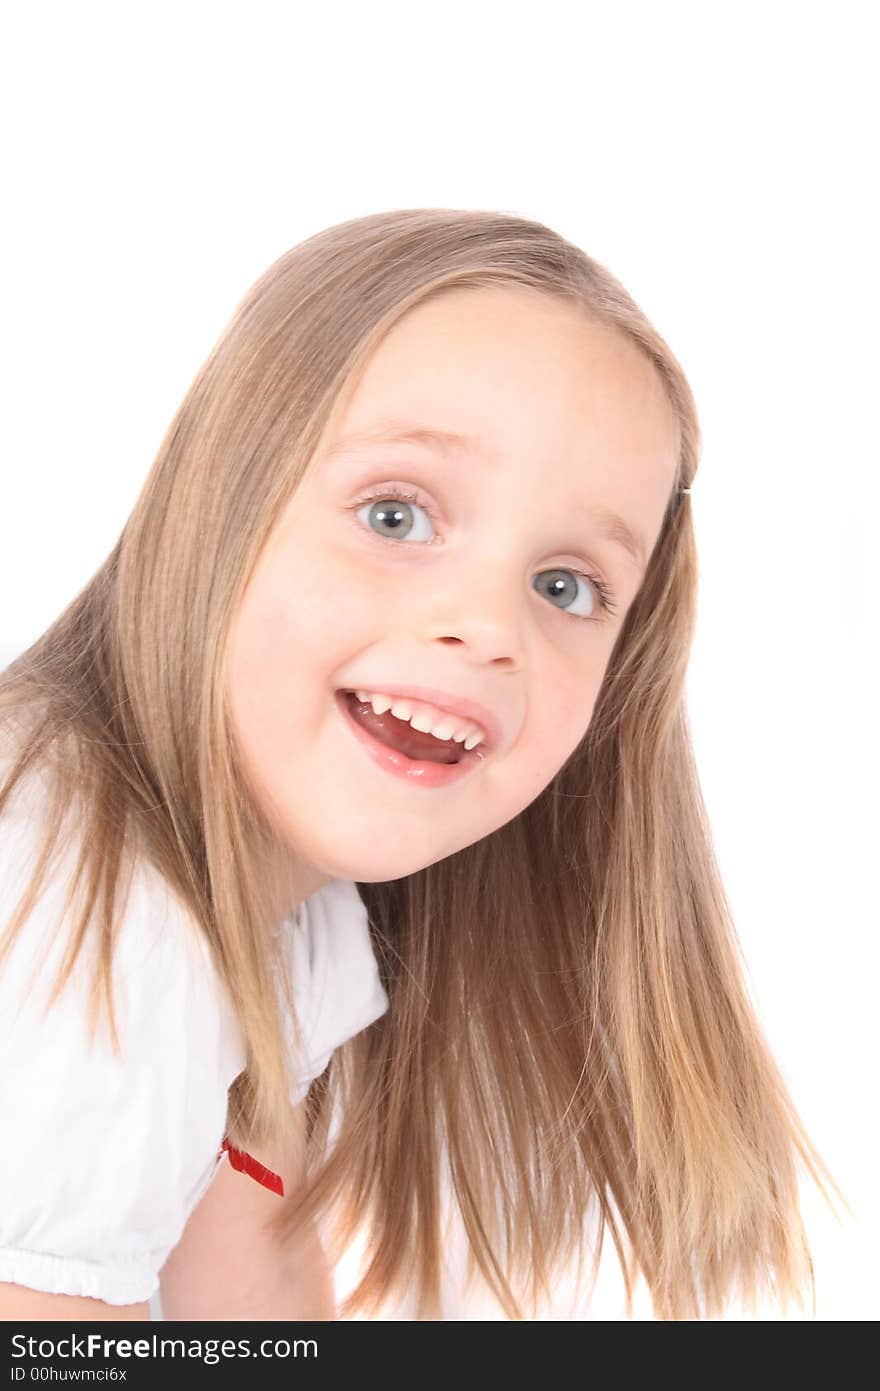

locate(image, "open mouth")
[[337, 690, 465, 764]]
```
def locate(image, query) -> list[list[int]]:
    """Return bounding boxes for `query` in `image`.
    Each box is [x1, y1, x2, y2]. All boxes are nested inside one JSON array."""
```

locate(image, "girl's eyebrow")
[[324, 418, 647, 573], [324, 420, 480, 461]]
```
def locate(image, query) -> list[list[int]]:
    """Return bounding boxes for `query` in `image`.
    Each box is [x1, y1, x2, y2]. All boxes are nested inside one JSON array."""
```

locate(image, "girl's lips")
[[333, 690, 486, 789]]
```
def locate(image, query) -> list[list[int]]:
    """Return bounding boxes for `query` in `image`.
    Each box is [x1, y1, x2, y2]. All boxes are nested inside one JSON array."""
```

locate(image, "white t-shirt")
[[0, 760, 389, 1306]]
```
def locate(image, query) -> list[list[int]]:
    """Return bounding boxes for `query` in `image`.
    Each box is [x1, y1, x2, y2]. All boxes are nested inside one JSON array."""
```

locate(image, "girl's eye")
[[350, 486, 618, 623]]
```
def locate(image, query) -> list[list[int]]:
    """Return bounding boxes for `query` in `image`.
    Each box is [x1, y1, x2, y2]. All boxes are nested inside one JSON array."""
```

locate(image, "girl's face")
[[225, 285, 678, 906]]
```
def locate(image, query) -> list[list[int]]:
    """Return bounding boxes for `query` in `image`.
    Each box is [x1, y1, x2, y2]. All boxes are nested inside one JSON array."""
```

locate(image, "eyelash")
[[348, 484, 619, 622]]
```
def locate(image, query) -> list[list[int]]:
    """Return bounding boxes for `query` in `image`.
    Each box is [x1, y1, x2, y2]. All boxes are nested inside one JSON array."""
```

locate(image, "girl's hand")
[[158, 1111, 335, 1322]]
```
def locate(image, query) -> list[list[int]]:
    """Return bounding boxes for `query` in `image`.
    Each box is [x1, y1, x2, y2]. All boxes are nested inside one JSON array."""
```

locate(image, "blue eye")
[[359, 490, 437, 545], [531, 568, 612, 621], [351, 486, 618, 622]]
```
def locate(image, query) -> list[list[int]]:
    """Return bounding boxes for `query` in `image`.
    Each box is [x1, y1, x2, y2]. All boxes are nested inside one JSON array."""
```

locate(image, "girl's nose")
[[417, 555, 529, 667]]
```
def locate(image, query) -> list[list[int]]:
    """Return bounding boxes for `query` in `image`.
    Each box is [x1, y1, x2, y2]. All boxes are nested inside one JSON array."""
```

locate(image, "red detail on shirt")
[[217, 1136, 285, 1196]]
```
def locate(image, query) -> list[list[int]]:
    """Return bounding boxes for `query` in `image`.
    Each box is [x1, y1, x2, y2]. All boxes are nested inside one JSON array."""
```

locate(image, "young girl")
[[0, 208, 842, 1322]]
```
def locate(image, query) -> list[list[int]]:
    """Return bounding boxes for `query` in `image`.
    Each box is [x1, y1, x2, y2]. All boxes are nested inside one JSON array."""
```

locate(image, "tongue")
[[346, 693, 461, 764]]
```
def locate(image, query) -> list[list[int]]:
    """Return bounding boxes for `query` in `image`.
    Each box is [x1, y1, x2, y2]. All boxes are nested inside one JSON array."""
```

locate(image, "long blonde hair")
[[0, 209, 844, 1319]]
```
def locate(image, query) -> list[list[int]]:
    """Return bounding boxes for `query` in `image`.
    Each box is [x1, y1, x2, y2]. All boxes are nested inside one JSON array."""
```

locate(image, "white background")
[[1, 1, 876, 1319]]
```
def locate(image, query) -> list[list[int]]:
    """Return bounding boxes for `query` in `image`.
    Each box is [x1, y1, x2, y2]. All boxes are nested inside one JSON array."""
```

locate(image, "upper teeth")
[[353, 691, 487, 751]]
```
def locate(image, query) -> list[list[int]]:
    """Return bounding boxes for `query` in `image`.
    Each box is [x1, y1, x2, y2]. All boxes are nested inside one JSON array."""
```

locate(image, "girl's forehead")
[[326, 291, 675, 465], [356, 284, 634, 379]]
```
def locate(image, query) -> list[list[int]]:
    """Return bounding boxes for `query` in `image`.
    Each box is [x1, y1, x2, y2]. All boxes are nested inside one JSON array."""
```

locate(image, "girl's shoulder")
[[0, 748, 245, 1073], [0, 749, 391, 1092], [0, 752, 247, 1306]]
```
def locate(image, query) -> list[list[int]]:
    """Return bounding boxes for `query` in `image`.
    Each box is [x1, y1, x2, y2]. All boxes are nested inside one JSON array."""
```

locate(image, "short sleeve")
[[279, 878, 389, 1105], [0, 770, 247, 1306]]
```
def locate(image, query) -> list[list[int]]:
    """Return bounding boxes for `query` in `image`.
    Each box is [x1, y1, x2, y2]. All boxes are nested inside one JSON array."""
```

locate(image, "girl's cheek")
[[541, 667, 602, 756]]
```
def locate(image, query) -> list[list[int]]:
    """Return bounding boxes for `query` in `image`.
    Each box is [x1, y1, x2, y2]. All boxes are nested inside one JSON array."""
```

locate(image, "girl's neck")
[[269, 855, 336, 922]]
